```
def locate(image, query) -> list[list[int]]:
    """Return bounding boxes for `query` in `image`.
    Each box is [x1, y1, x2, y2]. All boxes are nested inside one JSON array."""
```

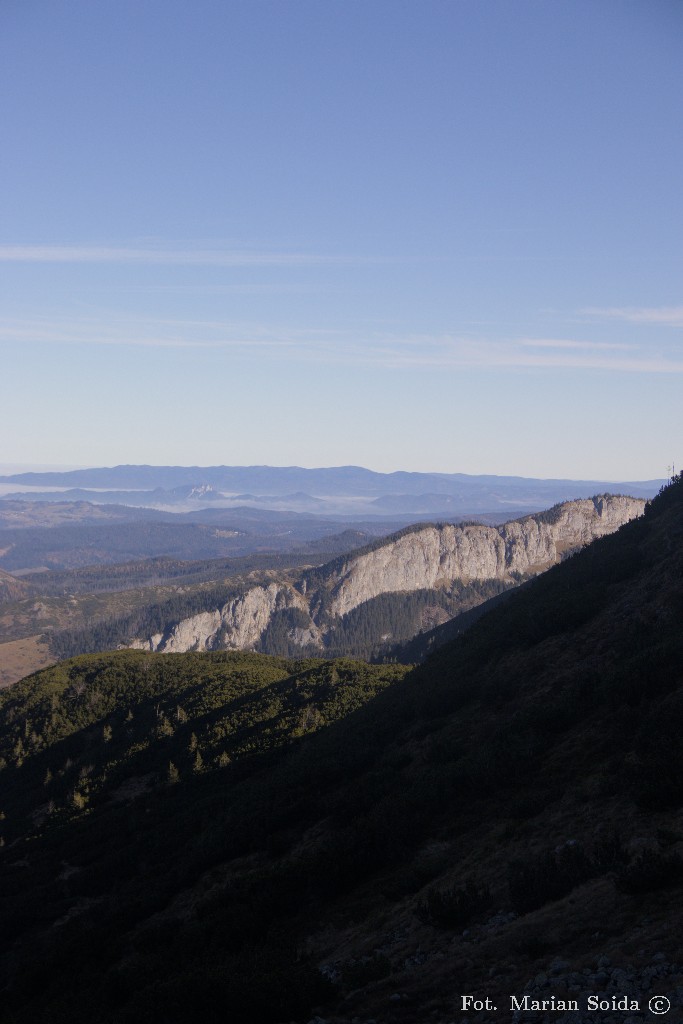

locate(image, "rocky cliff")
[[129, 581, 306, 654], [129, 494, 644, 654], [324, 494, 644, 618]]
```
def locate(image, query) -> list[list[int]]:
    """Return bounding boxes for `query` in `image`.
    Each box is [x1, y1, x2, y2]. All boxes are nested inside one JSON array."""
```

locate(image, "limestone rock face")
[[130, 582, 306, 653], [128, 494, 644, 654], [326, 495, 645, 618]]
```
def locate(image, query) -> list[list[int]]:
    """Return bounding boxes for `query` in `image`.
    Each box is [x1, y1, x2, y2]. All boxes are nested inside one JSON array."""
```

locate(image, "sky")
[[1, 0, 681, 481]]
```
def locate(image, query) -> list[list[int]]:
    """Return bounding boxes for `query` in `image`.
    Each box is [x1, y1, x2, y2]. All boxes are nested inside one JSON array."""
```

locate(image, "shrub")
[[340, 953, 391, 990], [615, 850, 683, 894], [508, 842, 592, 914], [416, 879, 491, 928]]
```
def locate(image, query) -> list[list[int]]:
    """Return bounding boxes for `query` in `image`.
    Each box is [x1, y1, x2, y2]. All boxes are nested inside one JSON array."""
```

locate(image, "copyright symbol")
[[649, 995, 671, 1014]]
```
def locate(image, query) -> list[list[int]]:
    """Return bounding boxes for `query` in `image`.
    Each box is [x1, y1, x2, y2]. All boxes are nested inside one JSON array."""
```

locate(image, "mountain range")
[[0, 464, 663, 517], [0, 475, 680, 1023]]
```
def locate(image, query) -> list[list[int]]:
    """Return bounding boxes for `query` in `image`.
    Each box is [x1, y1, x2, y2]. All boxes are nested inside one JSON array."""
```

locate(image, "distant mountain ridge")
[[0, 463, 663, 516]]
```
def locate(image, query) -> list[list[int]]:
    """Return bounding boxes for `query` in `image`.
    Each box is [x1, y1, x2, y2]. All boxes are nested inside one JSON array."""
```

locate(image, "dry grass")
[[0, 634, 56, 688]]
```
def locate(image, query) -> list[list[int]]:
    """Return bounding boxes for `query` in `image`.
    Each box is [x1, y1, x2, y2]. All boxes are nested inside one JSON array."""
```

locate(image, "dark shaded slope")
[[0, 477, 682, 1023], [387, 583, 519, 663]]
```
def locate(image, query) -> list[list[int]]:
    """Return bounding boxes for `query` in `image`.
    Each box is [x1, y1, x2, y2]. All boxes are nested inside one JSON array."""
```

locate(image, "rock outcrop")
[[129, 494, 644, 654], [130, 582, 306, 653], [325, 495, 644, 618]]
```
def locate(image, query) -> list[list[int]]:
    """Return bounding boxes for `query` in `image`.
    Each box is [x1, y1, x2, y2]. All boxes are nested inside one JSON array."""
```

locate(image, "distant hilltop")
[[0, 464, 663, 517]]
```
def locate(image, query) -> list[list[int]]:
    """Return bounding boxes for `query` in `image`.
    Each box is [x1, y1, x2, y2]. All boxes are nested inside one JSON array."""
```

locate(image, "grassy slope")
[[0, 636, 54, 690], [0, 478, 682, 1023]]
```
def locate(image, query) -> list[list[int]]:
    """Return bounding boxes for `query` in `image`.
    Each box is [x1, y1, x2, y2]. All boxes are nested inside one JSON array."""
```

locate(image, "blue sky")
[[1, 0, 681, 479]]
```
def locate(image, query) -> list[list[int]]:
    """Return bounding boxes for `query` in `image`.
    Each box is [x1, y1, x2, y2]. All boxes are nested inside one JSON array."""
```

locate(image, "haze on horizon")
[[1, 1, 681, 481], [0, 461, 667, 489]]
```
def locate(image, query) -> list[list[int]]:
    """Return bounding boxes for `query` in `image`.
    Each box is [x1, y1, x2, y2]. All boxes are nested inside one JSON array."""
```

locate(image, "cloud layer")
[[580, 306, 683, 328], [0, 245, 359, 267], [2, 315, 682, 373]]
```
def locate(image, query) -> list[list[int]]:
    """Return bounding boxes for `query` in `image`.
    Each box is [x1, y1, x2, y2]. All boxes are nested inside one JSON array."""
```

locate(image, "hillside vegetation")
[[0, 536, 374, 687], [0, 477, 681, 1023]]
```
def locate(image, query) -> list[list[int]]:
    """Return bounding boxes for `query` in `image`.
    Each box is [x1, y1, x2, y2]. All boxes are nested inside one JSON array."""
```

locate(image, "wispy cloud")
[[0, 244, 363, 267], [124, 283, 317, 295], [3, 315, 682, 373], [579, 306, 683, 328], [363, 336, 683, 373], [0, 316, 348, 353], [11, 317, 335, 354], [520, 338, 634, 351]]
